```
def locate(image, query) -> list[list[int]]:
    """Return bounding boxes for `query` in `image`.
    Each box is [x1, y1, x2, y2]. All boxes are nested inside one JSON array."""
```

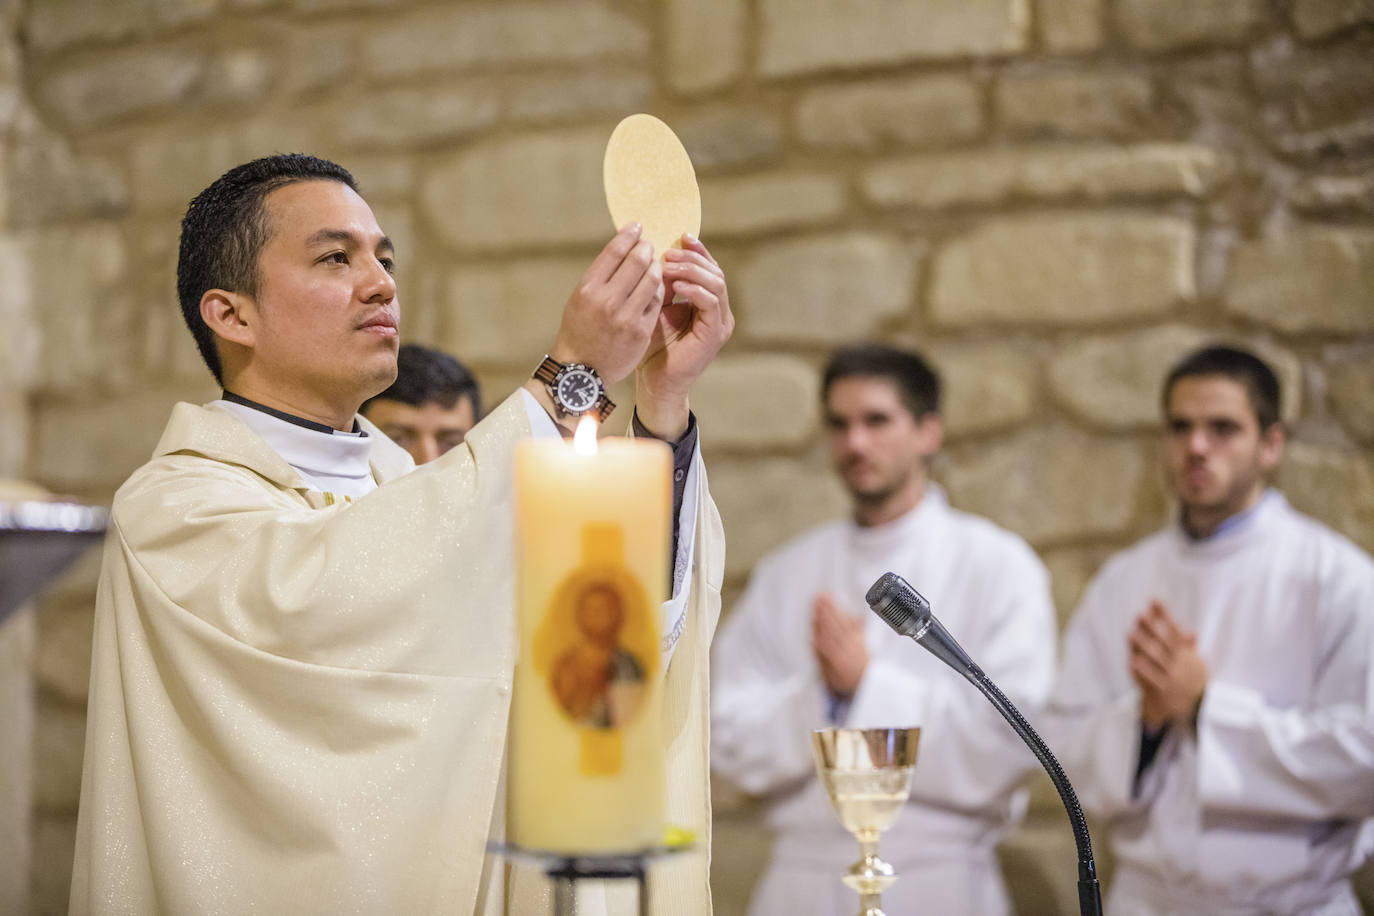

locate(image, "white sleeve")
[[519, 388, 561, 439], [710, 560, 824, 795], [1197, 559, 1374, 820], [660, 445, 701, 663], [1047, 569, 1161, 819], [846, 547, 1059, 817]]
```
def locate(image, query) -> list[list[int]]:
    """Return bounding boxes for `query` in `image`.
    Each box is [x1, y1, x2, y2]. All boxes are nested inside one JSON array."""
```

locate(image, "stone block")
[[363, 3, 649, 79], [927, 342, 1039, 438], [25, 0, 218, 53], [1049, 326, 1304, 430], [690, 355, 820, 451], [0, 392, 30, 479], [929, 215, 1195, 327], [997, 70, 1155, 140], [201, 47, 275, 109], [437, 256, 582, 365], [1278, 442, 1374, 556], [33, 387, 189, 493], [708, 456, 849, 577], [1252, 35, 1374, 134], [1037, 0, 1104, 52], [345, 154, 415, 201], [1226, 227, 1374, 333], [6, 108, 127, 228], [35, 600, 95, 705], [1274, 113, 1374, 163], [31, 814, 76, 916], [940, 426, 1147, 544], [32, 698, 84, 813], [1116, 0, 1268, 51], [677, 107, 784, 172], [1291, 0, 1374, 39], [1041, 545, 1117, 629], [794, 75, 983, 151], [129, 119, 322, 211], [701, 172, 847, 237], [290, 0, 401, 8], [282, 24, 356, 96], [738, 234, 918, 344], [419, 128, 610, 252], [38, 46, 203, 129], [759, 0, 1029, 77], [506, 71, 652, 125], [862, 144, 1229, 210], [330, 83, 499, 150], [666, 0, 746, 94], [1291, 173, 1374, 216], [23, 224, 137, 395], [0, 236, 38, 391], [1327, 350, 1374, 443]]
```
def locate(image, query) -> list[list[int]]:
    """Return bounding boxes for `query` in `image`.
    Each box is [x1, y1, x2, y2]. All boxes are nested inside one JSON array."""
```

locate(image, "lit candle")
[[510, 417, 671, 852]]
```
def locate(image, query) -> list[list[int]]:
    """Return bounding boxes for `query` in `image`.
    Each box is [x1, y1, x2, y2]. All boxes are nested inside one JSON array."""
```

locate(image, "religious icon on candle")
[[536, 523, 657, 776]]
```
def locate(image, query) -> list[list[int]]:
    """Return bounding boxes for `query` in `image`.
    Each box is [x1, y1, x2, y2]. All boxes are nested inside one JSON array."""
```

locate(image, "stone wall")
[[3, 0, 1372, 913]]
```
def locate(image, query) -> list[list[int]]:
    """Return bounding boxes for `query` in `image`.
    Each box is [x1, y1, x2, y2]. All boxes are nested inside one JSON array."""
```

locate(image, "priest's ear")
[[200, 288, 258, 351]]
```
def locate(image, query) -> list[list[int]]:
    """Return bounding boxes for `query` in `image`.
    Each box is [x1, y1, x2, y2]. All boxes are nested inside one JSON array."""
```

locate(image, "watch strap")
[[533, 355, 616, 422]]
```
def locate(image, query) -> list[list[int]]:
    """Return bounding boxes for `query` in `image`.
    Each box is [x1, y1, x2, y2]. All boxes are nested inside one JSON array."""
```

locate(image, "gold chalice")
[[811, 727, 921, 916]]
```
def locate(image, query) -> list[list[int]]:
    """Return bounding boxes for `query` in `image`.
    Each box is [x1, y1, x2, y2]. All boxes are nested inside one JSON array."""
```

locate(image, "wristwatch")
[[533, 355, 616, 423]]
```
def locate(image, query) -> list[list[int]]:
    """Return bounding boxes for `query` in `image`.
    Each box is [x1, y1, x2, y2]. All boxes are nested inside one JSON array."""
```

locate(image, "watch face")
[[555, 367, 600, 412]]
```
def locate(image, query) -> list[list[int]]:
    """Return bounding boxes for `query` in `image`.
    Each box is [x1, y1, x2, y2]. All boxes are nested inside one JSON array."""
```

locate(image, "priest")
[[70, 154, 732, 915]]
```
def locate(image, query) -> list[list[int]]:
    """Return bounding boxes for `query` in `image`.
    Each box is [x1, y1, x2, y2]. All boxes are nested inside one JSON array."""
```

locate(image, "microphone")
[[865, 572, 1104, 916]]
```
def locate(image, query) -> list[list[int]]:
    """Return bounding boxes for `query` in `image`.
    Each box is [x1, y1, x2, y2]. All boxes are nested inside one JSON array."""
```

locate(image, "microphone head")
[[865, 572, 932, 639]]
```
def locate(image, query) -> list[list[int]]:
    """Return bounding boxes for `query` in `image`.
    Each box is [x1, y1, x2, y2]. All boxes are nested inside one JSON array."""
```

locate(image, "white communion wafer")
[[603, 113, 701, 261]]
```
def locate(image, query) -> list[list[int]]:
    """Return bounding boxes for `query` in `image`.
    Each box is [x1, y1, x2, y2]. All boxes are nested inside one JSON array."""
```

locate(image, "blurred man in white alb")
[[1051, 345, 1374, 915], [711, 343, 1056, 916]]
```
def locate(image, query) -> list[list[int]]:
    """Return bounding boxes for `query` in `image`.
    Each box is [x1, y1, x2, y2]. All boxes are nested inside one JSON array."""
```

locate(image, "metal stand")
[[487, 842, 690, 916], [0, 500, 108, 624]]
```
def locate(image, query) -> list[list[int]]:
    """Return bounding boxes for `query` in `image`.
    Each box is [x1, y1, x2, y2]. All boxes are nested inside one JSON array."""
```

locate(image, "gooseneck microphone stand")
[[866, 572, 1105, 916]]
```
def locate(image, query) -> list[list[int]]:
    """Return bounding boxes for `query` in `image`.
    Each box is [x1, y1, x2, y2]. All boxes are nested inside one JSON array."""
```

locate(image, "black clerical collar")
[[221, 391, 363, 435]]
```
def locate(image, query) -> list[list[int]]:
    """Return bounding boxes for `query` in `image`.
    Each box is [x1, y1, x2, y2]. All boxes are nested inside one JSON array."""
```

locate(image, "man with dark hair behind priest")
[[361, 342, 482, 465], [711, 341, 1057, 916]]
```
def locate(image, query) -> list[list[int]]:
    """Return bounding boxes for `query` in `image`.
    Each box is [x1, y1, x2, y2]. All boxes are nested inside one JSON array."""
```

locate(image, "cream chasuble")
[[71, 391, 723, 916]]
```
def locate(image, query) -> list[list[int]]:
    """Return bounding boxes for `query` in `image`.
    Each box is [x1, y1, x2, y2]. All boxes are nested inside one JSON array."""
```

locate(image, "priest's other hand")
[[550, 223, 664, 385], [635, 235, 734, 441], [813, 593, 869, 699], [1129, 600, 1208, 731]]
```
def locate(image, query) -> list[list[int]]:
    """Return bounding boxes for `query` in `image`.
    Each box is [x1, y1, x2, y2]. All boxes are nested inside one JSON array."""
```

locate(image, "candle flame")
[[573, 415, 599, 455]]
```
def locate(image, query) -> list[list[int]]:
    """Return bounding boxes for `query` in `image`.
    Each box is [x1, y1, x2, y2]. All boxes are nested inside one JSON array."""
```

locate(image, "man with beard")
[[1050, 345, 1374, 915], [710, 343, 1057, 916]]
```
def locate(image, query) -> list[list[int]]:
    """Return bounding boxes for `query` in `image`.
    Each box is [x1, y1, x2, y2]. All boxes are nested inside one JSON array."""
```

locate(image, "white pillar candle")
[[510, 419, 670, 852]]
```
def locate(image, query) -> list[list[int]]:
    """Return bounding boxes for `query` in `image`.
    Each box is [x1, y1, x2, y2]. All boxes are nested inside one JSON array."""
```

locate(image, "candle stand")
[[487, 842, 690, 916]]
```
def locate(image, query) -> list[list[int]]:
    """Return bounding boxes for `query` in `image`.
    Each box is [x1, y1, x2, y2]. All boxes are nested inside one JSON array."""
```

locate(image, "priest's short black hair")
[[1163, 345, 1282, 431], [177, 153, 359, 384], [822, 343, 941, 420], [361, 344, 483, 418]]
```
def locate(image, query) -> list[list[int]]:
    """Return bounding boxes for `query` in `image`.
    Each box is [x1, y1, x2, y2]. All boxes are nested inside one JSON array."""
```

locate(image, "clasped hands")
[[813, 593, 869, 700], [1129, 600, 1208, 732], [540, 222, 734, 441]]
